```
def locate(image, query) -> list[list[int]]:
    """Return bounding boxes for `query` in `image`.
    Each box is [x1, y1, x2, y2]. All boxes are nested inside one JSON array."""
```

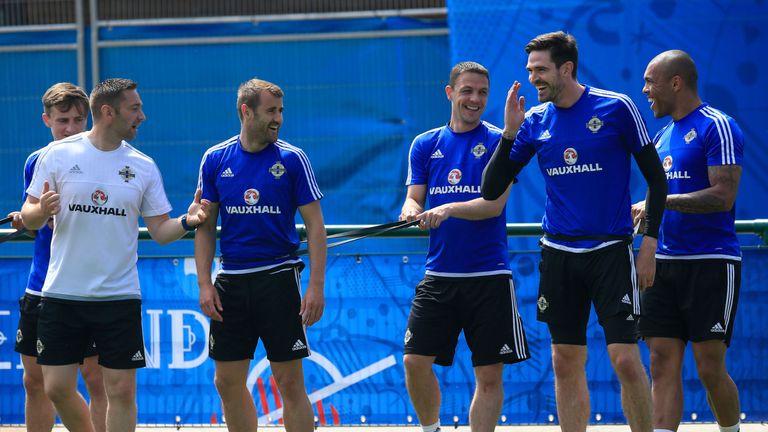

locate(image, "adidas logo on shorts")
[[292, 339, 307, 351], [132, 351, 144, 361], [499, 344, 513, 355], [621, 294, 632, 305], [626, 314, 635, 321], [710, 322, 726, 333]]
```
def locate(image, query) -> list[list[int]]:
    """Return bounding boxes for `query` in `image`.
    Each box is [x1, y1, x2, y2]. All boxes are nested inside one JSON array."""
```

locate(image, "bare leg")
[[646, 337, 685, 431], [271, 359, 314, 432], [551, 344, 589, 432], [22, 354, 56, 432], [81, 356, 107, 432], [101, 367, 137, 432], [469, 363, 503, 432], [692, 340, 740, 427], [42, 364, 95, 432], [214, 360, 258, 432], [404, 354, 441, 427], [607, 343, 653, 432]]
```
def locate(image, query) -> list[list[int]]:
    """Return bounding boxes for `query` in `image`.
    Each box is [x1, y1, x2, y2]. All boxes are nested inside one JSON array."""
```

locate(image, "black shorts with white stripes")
[[638, 259, 740, 346], [209, 263, 309, 362], [404, 274, 529, 367], [537, 241, 639, 345]]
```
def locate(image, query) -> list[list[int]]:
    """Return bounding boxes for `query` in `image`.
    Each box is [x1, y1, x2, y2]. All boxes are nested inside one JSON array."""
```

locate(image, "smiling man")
[[634, 50, 744, 432], [400, 61, 529, 432], [480, 31, 668, 432], [21, 78, 209, 432], [195, 78, 326, 432]]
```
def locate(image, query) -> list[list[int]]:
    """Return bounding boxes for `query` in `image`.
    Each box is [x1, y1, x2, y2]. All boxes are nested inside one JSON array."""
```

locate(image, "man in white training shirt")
[[21, 78, 209, 432]]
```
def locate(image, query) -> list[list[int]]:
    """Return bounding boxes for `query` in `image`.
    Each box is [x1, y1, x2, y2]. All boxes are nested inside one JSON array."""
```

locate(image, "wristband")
[[180, 215, 197, 231]]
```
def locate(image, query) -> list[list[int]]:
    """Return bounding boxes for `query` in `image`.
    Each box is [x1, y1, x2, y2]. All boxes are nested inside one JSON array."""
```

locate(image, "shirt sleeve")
[[616, 96, 652, 154], [704, 115, 744, 166], [198, 150, 220, 203], [26, 146, 56, 200], [140, 163, 173, 217], [405, 135, 428, 186], [290, 149, 323, 207], [22, 152, 40, 202]]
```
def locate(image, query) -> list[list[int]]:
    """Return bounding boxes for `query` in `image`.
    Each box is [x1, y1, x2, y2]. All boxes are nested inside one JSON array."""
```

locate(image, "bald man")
[[633, 50, 744, 432]]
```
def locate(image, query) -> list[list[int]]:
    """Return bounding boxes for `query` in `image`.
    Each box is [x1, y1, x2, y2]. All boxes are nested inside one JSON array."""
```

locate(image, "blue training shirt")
[[22, 148, 52, 295], [510, 86, 652, 251], [198, 136, 323, 272], [654, 103, 744, 260], [406, 121, 510, 277]]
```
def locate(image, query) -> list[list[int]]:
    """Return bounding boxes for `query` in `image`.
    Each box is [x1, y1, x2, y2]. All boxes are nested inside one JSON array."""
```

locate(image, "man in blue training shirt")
[[8, 82, 107, 432], [633, 50, 744, 432], [195, 78, 327, 432], [482, 32, 668, 432], [401, 61, 529, 432]]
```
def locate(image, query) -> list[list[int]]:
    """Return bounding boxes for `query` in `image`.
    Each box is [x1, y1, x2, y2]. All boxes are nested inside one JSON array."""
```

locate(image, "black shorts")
[[209, 264, 309, 362], [403, 275, 529, 367], [15, 293, 97, 358], [537, 241, 639, 345], [37, 298, 145, 369], [638, 259, 740, 346]]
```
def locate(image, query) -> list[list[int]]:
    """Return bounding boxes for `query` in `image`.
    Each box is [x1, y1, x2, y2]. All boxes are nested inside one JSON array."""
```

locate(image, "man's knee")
[[403, 354, 433, 376], [693, 341, 729, 389], [694, 354, 727, 388], [608, 345, 645, 382], [214, 370, 245, 395], [23, 369, 46, 395], [551, 346, 586, 378], [80, 365, 105, 395], [474, 364, 503, 393]]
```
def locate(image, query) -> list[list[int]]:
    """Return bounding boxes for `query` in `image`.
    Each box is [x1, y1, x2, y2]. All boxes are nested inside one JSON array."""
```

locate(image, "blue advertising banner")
[[1, 250, 766, 425]]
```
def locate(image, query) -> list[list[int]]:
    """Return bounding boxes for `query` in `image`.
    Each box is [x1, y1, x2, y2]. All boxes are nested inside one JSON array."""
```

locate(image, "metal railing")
[[4, 220, 768, 245]]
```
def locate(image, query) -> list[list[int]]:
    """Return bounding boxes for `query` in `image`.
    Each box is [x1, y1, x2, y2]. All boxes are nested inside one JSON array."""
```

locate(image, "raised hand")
[[503, 81, 526, 139]]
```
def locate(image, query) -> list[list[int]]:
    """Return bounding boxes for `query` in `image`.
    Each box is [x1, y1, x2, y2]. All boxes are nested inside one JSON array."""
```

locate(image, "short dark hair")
[[236, 78, 284, 122], [448, 61, 489, 88], [90, 78, 138, 120], [525, 31, 579, 78], [42, 82, 89, 117], [652, 50, 698, 91]]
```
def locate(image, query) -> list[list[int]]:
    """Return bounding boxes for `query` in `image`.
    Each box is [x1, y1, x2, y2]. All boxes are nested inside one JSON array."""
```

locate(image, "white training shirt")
[[26, 132, 172, 301]]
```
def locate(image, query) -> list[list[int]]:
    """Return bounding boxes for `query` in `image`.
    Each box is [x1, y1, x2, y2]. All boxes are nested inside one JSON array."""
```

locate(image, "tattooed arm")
[[666, 165, 741, 213]]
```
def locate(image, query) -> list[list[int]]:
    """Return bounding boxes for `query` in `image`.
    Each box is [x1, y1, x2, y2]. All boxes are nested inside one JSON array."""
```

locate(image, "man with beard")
[[401, 61, 529, 432], [22, 78, 210, 432], [9, 82, 108, 432], [634, 50, 744, 432], [195, 78, 327, 432], [481, 31, 667, 431]]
